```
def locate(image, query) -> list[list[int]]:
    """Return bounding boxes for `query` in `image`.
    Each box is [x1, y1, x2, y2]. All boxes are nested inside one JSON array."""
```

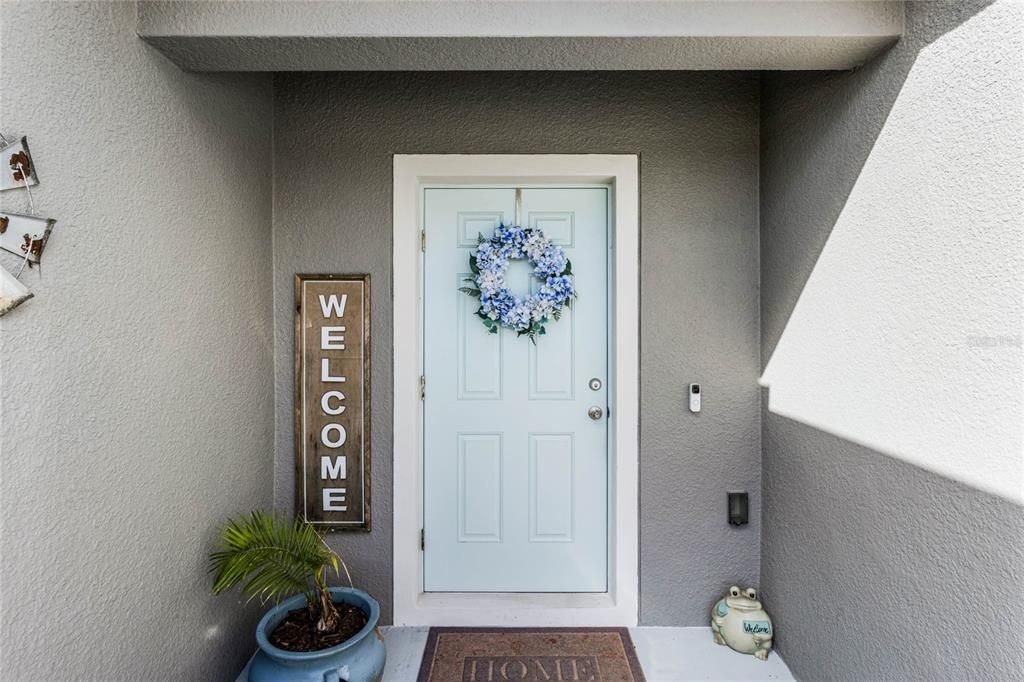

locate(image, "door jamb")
[[392, 154, 639, 626]]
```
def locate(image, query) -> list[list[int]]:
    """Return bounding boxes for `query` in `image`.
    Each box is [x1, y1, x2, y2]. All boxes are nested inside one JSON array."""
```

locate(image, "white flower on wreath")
[[523, 231, 551, 260], [476, 270, 504, 298], [531, 296, 557, 322]]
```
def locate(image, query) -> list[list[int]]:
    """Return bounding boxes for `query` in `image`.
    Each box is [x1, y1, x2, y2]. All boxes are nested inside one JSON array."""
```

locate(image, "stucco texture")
[[273, 71, 762, 626], [137, 0, 902, 72], [760, 0, 1024, 678], [0, 2, 274, 679]]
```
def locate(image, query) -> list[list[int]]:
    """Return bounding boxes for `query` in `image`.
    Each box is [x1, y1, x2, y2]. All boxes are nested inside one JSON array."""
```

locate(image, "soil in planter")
[[269, 602, 369, 652]]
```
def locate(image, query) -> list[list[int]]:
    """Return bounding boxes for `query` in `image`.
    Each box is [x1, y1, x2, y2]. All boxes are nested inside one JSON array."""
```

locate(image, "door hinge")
[[419, 375, 426, 400], [420, 528, 425, 551], [420, 230, 426, 252]]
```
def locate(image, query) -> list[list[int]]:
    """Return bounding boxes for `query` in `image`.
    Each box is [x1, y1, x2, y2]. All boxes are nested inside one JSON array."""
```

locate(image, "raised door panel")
[[529, 433, 575, 542], [457, 273, 503, 400], [458, 433, 503, 542]]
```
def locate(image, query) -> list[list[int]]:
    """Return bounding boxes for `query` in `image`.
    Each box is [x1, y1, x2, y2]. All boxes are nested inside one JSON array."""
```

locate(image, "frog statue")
[[710, 586, 774, 660]]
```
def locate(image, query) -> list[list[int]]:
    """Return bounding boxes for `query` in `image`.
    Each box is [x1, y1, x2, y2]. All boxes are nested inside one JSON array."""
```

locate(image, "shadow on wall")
[[762, 409, 1024, 680], [759, 0, 1023, 503]]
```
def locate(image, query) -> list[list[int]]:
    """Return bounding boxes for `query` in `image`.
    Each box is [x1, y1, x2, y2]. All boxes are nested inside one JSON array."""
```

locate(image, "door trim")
[[393, 155, 639, 626]]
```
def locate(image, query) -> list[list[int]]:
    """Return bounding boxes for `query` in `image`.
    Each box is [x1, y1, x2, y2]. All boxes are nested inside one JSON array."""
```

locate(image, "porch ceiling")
[[138, 0, 903, 72]]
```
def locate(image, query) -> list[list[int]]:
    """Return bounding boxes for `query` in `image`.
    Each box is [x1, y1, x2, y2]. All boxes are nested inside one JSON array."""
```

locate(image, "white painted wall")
[[760, 0, 1024, 502], [0, 2, 274, 679]]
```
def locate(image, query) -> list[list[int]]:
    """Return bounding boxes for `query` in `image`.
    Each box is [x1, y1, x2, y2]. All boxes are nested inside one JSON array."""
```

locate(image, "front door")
[[422, 186, 609, 592]]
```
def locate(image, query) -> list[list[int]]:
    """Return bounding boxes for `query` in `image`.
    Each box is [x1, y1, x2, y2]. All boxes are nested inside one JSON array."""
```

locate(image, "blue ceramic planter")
[[248, 587, 386, 682]]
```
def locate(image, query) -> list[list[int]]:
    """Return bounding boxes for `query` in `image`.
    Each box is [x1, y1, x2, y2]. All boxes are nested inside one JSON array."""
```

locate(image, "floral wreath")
[[459, 224, 576, 342]]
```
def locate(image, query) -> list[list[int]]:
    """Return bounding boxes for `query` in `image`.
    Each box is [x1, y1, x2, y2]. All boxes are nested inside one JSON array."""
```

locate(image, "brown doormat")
[[417, 627, 646, 682]]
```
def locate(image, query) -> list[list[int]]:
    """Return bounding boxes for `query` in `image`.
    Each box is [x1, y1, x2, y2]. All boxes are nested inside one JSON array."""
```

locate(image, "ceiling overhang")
[[138, 1, 903, 72]]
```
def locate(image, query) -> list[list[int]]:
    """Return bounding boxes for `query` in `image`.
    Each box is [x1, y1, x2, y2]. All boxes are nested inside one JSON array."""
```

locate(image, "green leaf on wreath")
[[469, 254, 480, 274], [489, 326, 498, 334]]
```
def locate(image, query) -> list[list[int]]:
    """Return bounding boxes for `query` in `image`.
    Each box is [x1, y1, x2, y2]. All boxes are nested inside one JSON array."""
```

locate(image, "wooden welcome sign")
[[295, 274, 371, 531]]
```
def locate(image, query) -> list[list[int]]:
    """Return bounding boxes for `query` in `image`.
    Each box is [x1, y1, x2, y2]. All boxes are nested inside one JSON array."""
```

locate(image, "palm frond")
[[209, 511, 331, 605]]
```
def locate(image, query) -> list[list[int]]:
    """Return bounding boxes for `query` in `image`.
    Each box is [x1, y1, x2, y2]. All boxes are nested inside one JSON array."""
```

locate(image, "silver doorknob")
[[588, 406, 604, 420]]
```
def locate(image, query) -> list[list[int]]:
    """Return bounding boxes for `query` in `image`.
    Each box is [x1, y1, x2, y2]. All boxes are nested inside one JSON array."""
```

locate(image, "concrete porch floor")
[[238, 626, 795, 680], [381, 626, 794, 681]]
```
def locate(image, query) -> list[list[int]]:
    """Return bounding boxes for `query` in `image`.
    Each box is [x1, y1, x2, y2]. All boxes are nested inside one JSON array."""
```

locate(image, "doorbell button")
[[689, 383, 701, 413]]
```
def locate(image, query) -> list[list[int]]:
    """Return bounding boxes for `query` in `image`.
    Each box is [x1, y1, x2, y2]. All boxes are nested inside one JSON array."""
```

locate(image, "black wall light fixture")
[[728, 492, 749, 526]]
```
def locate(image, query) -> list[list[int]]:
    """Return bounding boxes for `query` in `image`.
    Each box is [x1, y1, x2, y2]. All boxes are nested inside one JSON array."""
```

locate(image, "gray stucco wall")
[[273, 71, 762, 625], [760, 0, 1024, 678], [137, 0, 903, 72], [762, 414, 1024, 680], [0, 2, 274, 679]]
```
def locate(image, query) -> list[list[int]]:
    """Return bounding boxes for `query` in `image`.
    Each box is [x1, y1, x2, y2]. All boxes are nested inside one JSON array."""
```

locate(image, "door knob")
[[588, 406, 604, 420]]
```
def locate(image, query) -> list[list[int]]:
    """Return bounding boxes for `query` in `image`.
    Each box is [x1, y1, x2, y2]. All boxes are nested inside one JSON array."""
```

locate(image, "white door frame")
[[392, 154, 639, 626]]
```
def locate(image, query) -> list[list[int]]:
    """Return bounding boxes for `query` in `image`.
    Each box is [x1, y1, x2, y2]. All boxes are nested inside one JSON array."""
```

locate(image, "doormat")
[[417, 627, 646, 682]]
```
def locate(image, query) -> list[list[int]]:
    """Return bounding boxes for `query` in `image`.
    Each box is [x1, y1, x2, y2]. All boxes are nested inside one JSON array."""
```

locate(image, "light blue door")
[[423, 187, 609, 592]]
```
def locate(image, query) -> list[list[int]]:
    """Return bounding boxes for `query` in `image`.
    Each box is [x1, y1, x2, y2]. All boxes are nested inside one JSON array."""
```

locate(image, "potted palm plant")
[[210, 511, 386, 682]]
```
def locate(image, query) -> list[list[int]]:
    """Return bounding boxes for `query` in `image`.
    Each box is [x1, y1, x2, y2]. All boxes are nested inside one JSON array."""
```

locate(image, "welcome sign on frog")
[[710, 586, 774, 660]]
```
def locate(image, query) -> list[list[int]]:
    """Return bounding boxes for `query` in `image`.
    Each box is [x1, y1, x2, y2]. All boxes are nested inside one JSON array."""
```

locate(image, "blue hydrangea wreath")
[[459, 224, 576, 342]]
